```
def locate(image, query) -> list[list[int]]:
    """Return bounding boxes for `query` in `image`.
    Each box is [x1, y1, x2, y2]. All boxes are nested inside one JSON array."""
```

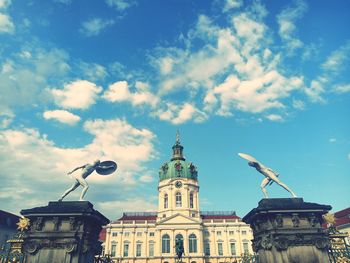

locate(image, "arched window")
[[190, 192, 194, 208], [176, 192, 182, 207], [162, 234, 170, 253], [164, 193, 168, 209], [188, 234, 197, 253]]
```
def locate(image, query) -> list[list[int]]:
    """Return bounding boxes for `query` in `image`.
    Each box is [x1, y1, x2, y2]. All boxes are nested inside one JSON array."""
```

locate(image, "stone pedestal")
[[20, 201, 109, 263], [243, 198, 331, 263]]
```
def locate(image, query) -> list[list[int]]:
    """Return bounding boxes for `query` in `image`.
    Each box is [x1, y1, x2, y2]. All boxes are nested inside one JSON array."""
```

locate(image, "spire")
[[171, 130, 185, 161], [176, 129, 180, 145]]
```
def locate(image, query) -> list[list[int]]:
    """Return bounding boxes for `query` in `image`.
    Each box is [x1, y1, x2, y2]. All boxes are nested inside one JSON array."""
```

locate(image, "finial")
[[176, 129, 180, 145]]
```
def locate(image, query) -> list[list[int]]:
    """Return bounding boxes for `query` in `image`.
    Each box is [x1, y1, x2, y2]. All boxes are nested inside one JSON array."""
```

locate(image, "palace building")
[[103, 134, 253, 263]]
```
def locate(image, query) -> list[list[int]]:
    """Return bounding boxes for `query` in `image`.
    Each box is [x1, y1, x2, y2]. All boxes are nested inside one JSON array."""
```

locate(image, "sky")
[[0, 0, 349, 220]]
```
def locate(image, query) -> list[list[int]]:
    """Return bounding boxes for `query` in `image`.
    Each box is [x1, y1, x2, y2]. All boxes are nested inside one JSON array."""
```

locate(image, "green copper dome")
[[159, 131, 198, 181]]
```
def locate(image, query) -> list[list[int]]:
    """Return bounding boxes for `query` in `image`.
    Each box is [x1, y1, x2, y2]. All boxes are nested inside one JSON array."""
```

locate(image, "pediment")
[[158, 213, 200, 225]]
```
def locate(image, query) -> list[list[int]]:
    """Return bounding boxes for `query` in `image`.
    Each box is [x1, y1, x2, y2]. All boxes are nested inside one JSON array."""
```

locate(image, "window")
[[149, 232, 155, 237], [162, 234, 170, 253], [229, 231, 234, 235], [176, 192, 182, 207], [204, 240, 210, 256], [204, 230, 210, 236], [191, 261, 197, 263], [191, 213, 195, 217], [136, 243, 142, 257], [137, 232, 142, 237], [164, 193, 168, 209], [123, 243, 129, 257], [189, 234, 197, 253], [230, 242, 236, 256], [243, 242, 249, 253], [216, 231, 222, 236], [190, 193, 194, 208], [124, 232, 130, 237], [111, 243, 116, 257], [149, 242, 154, 257], [242, 230, 247, 235], [217, 242, 223, 256], [112, 232, 118, 237]]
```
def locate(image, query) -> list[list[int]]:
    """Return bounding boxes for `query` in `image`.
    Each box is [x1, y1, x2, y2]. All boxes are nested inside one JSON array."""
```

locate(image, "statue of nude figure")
[[58, 160, 100, 201], [238, 153, 297, 198]]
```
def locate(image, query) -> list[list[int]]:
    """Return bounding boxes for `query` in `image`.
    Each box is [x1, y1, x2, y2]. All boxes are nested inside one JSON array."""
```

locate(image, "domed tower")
[[157, 131, 200, 220]]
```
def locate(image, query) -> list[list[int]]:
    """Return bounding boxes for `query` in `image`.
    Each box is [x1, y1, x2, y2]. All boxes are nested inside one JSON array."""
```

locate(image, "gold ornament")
[[323, 213, 336, 225], [16, 217, 30, 231]]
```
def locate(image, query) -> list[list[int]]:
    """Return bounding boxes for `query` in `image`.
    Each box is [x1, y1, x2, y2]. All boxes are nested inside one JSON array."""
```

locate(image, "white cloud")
[[43, 110, 81, 125], [333, 84, 350, 93], [265, 114, 283, 122], [0, 108, 14, 128], [80, 18, 115, 37], [155, 102, 207, 125], [149, 9, 306, 121], [292, 99, 305, 110], [305, 77, 326, 103], [321, 40, 350, 73], [103, 80, 159, 107], [78, 62, 108, 81], [51, 80, 102, 109], [0, 0, 11, 9], [277, 0, 307, 52], [0, 13, 14, 33], [105, 0, 136, 11], [0, 118, 157, 216], [0, 48, 70, 110], [223, 0, 243, 12], [53, 0, 71, 4]]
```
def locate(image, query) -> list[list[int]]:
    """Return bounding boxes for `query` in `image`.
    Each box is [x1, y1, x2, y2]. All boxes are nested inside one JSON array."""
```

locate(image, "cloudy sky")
[[0, 0, 349, 220]]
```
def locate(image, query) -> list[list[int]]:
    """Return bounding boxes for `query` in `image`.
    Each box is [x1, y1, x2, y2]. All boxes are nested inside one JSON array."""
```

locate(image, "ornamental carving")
[[52, 217, 60, 231], [33, 217, 44, 231], [161, 163, 168, 173], [188, 162, 197, 175], [274, 237, 289, 250], [275, 214, 283, 227], [291, 214, 300, 227], [24, 242, 40, 254], [308, 213, 318, 227]]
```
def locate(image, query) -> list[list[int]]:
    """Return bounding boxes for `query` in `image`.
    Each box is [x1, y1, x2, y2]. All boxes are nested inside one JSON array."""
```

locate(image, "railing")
[[122, 212, 157, 216], [200, 211, 237, 216]]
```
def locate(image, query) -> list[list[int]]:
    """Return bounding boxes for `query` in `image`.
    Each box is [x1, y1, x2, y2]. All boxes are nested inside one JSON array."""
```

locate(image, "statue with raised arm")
[[238, 153, 297, 198], [58, 160, 101, 201]]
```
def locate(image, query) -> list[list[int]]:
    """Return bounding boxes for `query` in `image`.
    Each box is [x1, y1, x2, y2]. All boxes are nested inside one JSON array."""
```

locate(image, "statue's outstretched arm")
[[67, 165, 86, 175]]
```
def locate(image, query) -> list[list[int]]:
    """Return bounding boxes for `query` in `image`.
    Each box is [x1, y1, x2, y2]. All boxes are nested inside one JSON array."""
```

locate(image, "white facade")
[[104, 136, 253, 263]]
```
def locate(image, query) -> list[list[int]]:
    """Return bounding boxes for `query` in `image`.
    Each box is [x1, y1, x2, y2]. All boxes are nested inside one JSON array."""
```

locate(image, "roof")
[[99, 228, 106, 241], [334, 207, 350, 219], [335, 217, 350, 228], [0, 210, 21, 229], [112, 211, 240, 222]]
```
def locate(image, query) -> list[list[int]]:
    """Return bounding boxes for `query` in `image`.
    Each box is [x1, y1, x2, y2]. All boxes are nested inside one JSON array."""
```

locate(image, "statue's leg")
[[76, 177, 89, 201], [59, 180, 80, 201], [276, 181, 297, 197], [260, 178, 270, 198]]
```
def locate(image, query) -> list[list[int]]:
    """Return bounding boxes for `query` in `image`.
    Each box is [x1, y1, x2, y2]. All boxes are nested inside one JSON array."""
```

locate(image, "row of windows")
[[204, 241, 250, 256], [203, 230, 250, 236], [112, 231, 155, 237], [164, 193, 195, 208], [111, 240, 250, 258], [110, 242, 155, 257]]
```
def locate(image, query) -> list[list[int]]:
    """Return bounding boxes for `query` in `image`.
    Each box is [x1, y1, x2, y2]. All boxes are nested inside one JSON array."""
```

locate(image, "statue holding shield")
[[59, 160, 117, 201]]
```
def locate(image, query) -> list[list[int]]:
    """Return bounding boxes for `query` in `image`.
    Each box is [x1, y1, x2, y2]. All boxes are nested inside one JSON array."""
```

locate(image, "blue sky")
[[0, 0, 349, 220]]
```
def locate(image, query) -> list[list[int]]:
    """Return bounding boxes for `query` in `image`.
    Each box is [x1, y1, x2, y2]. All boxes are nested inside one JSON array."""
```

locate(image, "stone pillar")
[[243, 198, 331, 263], [21, 201, 109, 263]]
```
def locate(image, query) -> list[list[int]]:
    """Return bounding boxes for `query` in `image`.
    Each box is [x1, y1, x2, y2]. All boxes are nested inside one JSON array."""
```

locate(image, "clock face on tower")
[[175, 181, 182, 188]]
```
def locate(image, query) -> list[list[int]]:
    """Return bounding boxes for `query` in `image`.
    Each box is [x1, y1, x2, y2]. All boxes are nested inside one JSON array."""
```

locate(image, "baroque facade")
[[104, 135, 253, 263]]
